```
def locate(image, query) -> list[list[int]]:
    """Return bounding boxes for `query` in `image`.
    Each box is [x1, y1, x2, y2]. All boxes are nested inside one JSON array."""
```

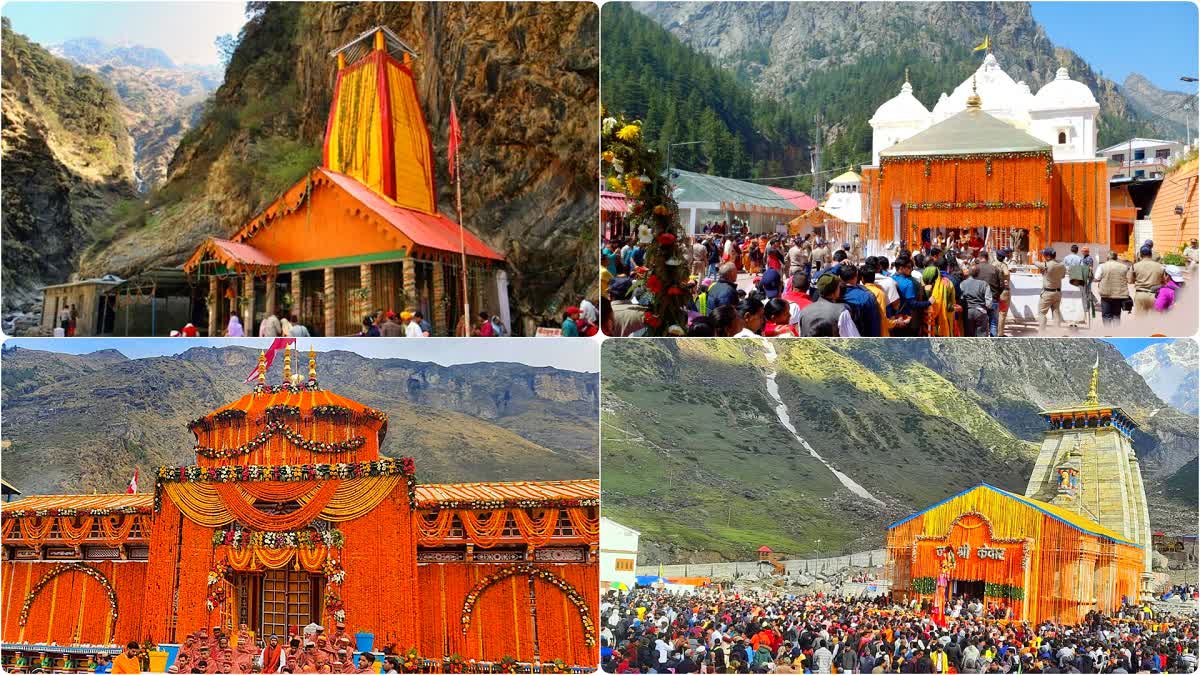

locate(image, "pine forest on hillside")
[[601, 3, 1159, 191]]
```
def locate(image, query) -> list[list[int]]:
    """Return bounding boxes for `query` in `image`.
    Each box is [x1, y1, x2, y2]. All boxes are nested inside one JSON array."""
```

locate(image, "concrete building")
[[1024, 360, 1153, 594], [1101, 139, 1187, 181], [37, 275, 123, 336], [600, 517, 639, 591]]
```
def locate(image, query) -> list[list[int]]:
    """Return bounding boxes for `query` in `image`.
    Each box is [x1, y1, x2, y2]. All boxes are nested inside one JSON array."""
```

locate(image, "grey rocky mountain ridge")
[[632, 1, 1186, 141], [1127, 340, 1199, 417], [0, 346, 598, 496]]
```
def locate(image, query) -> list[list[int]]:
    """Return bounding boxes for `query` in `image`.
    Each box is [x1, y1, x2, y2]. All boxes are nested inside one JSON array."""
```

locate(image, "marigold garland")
[[210, 524, 345, 550], [460, 564, 596, 650], [5, 505, 150, 518], [600, 110, 687, 334], [194, 421, 367, 459], [18, 563, 118, 635]]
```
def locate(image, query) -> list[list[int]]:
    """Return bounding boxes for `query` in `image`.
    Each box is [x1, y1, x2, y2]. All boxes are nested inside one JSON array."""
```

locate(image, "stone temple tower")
[[1024, 359, 1153, 596]]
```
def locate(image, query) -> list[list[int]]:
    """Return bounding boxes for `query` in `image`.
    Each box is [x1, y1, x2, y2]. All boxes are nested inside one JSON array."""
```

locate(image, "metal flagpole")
[[455, 127, 470, 337]]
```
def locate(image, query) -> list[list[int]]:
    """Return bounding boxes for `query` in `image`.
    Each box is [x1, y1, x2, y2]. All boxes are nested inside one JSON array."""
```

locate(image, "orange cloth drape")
[[214, 481, 340, 531], [510, 508, 557, 548]]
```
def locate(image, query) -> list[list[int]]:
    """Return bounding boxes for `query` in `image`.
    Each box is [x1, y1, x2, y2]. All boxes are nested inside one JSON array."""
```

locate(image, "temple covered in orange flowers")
[[184, 27, 507, 338], [1, 349, 598, 669], [860, 54, 1113, 257]]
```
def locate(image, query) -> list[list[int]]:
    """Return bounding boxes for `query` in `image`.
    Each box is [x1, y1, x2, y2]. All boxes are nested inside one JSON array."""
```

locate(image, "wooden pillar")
[[323, 267, 336, 337], [242, 273, 255, 336], [207, 277, 219, 337], [359, 263, 374, 319], [431, 262, 446, 335], [402, 260, 417, 312], [265, 273, 278, 320], [290, 271, 301, 322]]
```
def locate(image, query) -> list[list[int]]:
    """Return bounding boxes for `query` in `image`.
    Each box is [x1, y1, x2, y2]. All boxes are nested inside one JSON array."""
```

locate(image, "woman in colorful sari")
[[923, 266, 959, 336]]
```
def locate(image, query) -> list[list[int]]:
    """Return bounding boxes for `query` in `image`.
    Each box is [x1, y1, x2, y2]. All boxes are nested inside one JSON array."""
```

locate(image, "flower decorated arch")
[[460, 563, 596, 650], [18, 563, 119, 642]]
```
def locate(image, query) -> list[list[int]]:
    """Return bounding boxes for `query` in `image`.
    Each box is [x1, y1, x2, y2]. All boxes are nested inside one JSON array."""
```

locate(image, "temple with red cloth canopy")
[[1, 349, 598, 670], [184, 27, 507, 337]]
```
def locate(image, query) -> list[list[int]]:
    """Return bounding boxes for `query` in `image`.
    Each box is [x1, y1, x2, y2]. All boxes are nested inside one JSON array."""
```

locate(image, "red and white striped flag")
[[243, 337, 297, 383], [448, 99, 462, 180], [126, 469, 139, 494]]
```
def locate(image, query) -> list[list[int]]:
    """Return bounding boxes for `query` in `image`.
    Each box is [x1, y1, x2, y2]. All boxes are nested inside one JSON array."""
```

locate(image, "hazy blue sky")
[[1032, 2, 1198, 91], [2, 1, 246, 66], [2, 338, 600, 373], [1102, 337, 1177, 358]]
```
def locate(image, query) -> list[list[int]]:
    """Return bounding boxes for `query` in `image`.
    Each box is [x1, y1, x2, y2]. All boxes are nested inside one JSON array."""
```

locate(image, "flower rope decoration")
[[904, 200, 1047, 210], [5, 505, 150, 518], [417, 497, 599, 510], [206, 558, 232, 612], [193, 421, 367, 459], [460, 564, 596, 649], [188, 409, 248, 432], [601, 111, 688, 335], [212, 524, 345, 550], [18, 563, 119, 634], [153, 457, 416, 510], [323, 557, 347, 624]]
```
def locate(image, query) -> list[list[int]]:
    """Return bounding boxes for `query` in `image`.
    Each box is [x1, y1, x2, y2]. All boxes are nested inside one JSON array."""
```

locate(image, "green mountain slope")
[[1, 18, 136, 313], [602, 338, 1197, 563], [0, 345, 598, 495]]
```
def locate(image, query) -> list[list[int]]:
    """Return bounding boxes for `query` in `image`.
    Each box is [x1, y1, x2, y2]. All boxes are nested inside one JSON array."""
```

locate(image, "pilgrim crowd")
[[600, 231, 1197, 337], [599, 587, 1199, 674], [5, 621, 406, 674]]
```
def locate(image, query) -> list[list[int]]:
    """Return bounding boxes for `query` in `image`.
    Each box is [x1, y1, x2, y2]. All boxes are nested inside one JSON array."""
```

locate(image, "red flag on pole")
[[126, 469, 139, 494], [448, 99, 462, 180], [244, 337, 297, 383]]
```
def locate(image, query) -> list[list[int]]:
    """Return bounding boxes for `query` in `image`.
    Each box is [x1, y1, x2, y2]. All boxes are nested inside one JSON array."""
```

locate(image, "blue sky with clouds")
[[2, 338, 600, 373]]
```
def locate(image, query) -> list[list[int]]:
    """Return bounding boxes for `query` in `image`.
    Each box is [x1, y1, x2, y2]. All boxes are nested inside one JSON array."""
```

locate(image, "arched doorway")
[[461, 564, 595, 665]]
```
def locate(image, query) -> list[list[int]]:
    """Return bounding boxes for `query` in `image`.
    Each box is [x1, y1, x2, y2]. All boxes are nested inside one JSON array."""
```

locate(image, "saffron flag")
[[973, 35, 990, 53], [448, 99, 462, 180], [126, 469, 139, 494], [244, 337, 297, 383]]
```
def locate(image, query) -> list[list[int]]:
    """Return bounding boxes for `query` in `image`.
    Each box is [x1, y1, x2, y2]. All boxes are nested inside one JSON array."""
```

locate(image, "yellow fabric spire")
[[973, 35, 990, 53]]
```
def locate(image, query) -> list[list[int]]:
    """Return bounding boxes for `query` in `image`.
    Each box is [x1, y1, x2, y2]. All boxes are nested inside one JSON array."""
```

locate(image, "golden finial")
[[966, 75, 982, 109], [1086, 356, 1100, 407], [308, 346, 317, 381], [257, 350, 267, 386], [283, 346, 292, 383]]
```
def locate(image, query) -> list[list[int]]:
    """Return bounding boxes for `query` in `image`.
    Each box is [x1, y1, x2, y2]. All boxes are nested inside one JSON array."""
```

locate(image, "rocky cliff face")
[[51, 38, 221, 190], [77, 2, 598, 331], [1121, 73, 1194, 141], [0, 19, 137, 314], [1127, 340, 1199, 417], [634, 2, 1157, 143], [0, 344, 598, 495]]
